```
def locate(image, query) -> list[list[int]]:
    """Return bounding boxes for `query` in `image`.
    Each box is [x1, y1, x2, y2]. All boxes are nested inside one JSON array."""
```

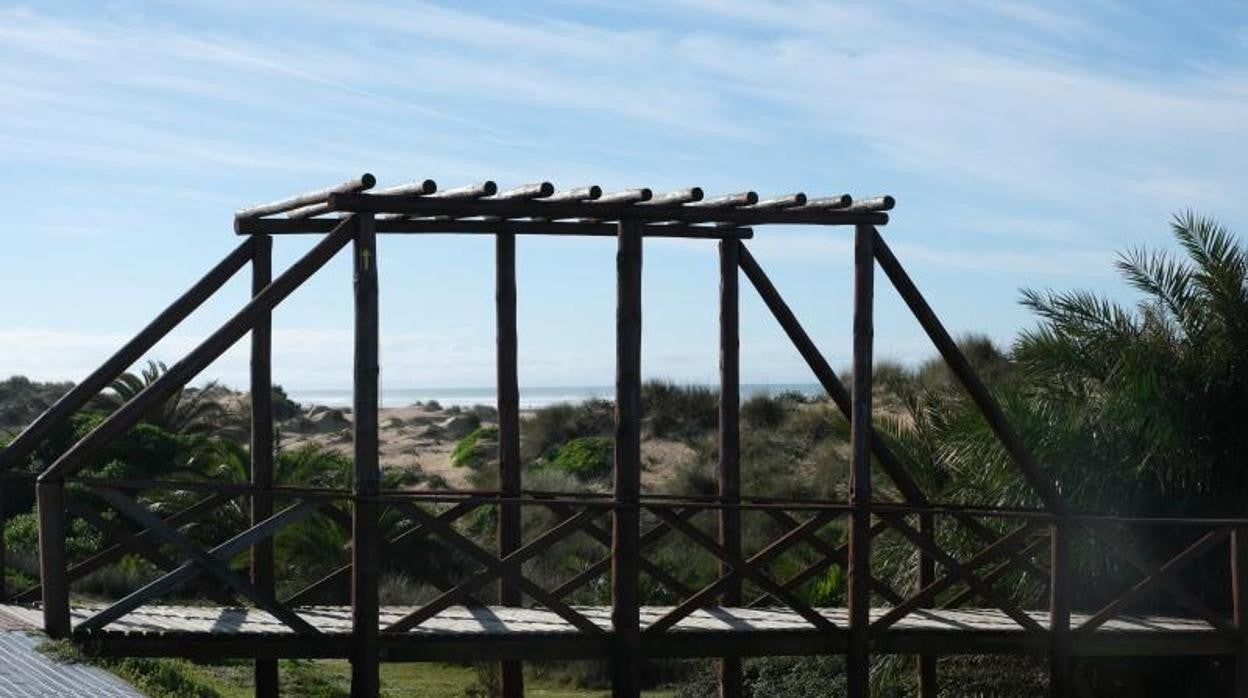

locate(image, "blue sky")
[[2, 1, 1246, 391]]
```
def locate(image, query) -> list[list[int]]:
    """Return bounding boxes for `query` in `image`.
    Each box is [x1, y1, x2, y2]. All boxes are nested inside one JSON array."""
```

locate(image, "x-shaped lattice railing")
[[873, 514, 1047, 633], [383, 501, 606, 634], [74, 487, 323, 635], [1075, 524, 1234, 635]]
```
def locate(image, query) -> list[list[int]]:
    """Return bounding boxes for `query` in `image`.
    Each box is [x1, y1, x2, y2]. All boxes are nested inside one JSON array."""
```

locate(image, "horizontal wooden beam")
[[235, 217, 755, 238], [327, 192, 888, 226]]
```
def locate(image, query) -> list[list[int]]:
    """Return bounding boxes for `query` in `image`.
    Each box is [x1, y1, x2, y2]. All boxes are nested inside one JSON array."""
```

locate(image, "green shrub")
[[741, 394, 786, 429], [522, 400, 613, 462], [452, 426, 498, 470], [642, 380, 718, 440], [540, 436, 614, 481]]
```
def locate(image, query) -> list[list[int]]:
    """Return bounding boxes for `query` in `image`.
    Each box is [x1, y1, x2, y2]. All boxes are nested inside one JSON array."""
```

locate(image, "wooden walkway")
[[0, 605, 1228, 661]]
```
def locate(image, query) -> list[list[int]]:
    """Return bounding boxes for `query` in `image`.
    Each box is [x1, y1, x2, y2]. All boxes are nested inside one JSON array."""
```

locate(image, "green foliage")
[[641, 380, 718, 439], [93, 360, 226, 436], [741, 394, 786, 429], [539, 436, 614, 481], [451, 426, 498, 470], [521, 399, 613, 463]]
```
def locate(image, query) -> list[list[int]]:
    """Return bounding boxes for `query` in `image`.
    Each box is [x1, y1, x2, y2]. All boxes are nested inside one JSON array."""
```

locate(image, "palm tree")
[[95, 360, 226, 436]]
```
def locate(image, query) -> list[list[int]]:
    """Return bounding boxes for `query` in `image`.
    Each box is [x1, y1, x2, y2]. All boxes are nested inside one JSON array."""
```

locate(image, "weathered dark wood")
[[430, 180, 497, 199], [385, 503, 604, 634], [540, 500, 692, 597], [495, 230, 524, 698], [943, 536, 1048, 609], [236, 216, 755, 239], [613, 219, 643, 698], [37, 481, 70, 637], [249, 233, 278, 698], [718, 238, 743, 698], [872, 230, 1065, 515], [763, 509, 903, 605], [41, 217, 357, 483], [549, 508, 696, 600], [801, 194, 852, 210], [1049, 523, 1072, 698], [329, 192, 889, 227], [640, 187, 703, 206], [491, 181, 554, 201], [545, 185, 602, 203], [17, 492, 233, 603], [736, 244, 927, 506], [888, 515, 1046, 633], [747, 193, 806, 210], [1077, 526, 1231, 634], [0, 238, 253, 474], [918, 512, 937, 697], [77, 501, 317, 633], [846, 223, 875, 698], [687, 191, 759, 209], [873, 521, 1041, 632], [293, 180, 438, 220], [844, 195, 895, 212], [236, 174, 375, 219], [95, 488, 318, 635], [646, 509, 839, 634], [1235, 529, 1248, 698], [351, 213, 381, 698], [284, 500, 480, 606], [750, 519, 891, 606]]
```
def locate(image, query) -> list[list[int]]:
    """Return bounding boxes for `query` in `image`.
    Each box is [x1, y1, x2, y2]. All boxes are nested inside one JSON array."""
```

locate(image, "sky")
[[1, 1, 1246, 392]]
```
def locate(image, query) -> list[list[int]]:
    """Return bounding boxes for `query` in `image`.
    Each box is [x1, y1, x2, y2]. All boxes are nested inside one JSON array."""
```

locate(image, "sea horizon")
[[286, 383, 824, 410]]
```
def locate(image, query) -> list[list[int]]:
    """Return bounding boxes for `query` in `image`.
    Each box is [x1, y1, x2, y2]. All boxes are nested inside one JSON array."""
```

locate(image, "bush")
[[452, 426, 498, 470], [540, 436, 614, 481], [642, 380, 719, 440], [741, 394, 786, 429], [522, 400, 613, 463]]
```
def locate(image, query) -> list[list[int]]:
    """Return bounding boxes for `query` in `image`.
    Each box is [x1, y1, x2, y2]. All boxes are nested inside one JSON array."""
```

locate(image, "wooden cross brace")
[[1077, 524, 1233, 634], [77, 491, 320, 635], [645, 507, 839, 634], [384, 502, 605, 634], [873, 514, 1045, 633]]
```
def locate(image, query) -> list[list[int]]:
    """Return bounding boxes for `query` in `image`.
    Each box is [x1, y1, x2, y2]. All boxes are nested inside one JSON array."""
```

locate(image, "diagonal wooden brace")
[[385, 502, 603, 634], [648, 507, 837, 633], [82, 491, 319, 635], [1078, 525, 1232, 634], [876, 513, 1045, 633]]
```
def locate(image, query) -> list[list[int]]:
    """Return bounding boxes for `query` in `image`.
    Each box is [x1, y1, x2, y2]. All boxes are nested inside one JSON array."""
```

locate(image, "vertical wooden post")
[[846, 223, 875, 698], [351, 214, 381, 698], [496, 231, 524, 698], [1232, 529, 1248, 697], [717, 239, 743, 698], [917, 512, 936, 697], [1049, 522, 1072, 698], [612, 219, 643, 698], [250, 233, 278, 698], [37, 480, 70, 638]]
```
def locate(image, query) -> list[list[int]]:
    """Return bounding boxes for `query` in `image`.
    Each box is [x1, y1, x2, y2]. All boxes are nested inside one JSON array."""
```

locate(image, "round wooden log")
[[235, 174, 375, 219]]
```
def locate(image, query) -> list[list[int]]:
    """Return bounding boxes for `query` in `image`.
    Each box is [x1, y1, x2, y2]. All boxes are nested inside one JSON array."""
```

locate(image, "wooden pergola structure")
[[2, 174, 1247, 697]]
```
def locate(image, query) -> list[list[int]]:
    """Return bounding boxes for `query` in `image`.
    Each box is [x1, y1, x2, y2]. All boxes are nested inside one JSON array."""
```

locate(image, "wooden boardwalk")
[[0, 605, 1228, 661]]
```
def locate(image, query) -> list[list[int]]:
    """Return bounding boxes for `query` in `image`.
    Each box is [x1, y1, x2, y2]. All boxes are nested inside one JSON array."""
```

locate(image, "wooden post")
[[37, 480, 70, 638], [717, 239, 743, 698], [496, 231, 524, 698], [350, 214, 381, 698], [1232, 529, 1248, 697], [917, 512, 936, 697], [612, 219, 643, 698], [249, 234, 278, 698], [1049, 522, 1072, 698], [846, 223, 874, 698]]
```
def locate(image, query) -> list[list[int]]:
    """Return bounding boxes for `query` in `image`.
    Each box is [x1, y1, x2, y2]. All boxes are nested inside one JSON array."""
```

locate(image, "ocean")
[[286, 383, 824, 409]]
